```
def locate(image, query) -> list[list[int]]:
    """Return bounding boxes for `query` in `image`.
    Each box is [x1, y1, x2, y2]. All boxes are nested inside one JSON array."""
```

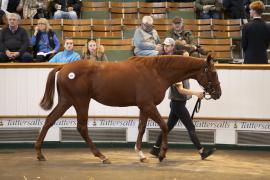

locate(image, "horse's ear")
[[206, 53, 212, 63]]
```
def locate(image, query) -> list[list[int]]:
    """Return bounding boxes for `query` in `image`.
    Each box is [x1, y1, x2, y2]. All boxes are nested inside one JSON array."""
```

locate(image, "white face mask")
[[142, 23, 153, 32]]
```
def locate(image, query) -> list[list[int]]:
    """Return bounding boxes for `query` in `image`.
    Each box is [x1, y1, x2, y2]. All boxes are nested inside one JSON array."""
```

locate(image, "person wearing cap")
[[242, 1, 270, 64], [167, 17, 208, 56], [161, 37, 175, 55], [195, 0, 222, 19], [150, 39, 216, 160], [133, 16, 162, 56]]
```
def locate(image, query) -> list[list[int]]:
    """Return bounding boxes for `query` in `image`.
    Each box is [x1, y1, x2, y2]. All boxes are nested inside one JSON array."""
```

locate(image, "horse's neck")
[[158, 57, 204, 86]]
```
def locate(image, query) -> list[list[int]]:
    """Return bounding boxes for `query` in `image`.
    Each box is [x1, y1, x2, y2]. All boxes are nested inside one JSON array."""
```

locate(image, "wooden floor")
[[0, 148, 270, 180]]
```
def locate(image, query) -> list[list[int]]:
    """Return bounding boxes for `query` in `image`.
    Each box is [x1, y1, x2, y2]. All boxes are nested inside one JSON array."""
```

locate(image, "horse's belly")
[[94, 97, 136, 107]]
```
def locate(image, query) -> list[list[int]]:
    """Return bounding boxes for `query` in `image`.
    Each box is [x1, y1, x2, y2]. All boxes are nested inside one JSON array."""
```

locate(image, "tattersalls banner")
[[0, 118, 269, 131]]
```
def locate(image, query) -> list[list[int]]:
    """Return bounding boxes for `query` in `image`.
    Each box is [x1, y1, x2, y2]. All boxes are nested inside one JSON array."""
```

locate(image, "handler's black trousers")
[[154, 100, 203, 150]]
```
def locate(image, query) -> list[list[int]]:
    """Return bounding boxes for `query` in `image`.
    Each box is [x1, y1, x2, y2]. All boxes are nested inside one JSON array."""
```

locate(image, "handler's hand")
[[195, 92, 204, 99]]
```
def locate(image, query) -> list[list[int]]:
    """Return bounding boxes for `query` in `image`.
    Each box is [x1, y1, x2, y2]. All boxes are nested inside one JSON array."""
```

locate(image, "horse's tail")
[[40, 65, 64, 110]]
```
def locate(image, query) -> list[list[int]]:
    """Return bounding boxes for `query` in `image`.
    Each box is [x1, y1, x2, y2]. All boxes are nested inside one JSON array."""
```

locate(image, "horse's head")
[[196, 55, 221, 100]]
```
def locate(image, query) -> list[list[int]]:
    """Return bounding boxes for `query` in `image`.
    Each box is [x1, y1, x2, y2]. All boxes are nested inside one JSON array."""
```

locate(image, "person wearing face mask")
[[242, 1, 270, 64], [82, 39, 108, 61], [133, 16, 162, 56]]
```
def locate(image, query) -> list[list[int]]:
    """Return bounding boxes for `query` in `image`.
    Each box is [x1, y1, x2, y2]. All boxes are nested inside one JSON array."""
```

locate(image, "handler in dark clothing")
[[0, 13, 33, 62], [150, 42, 216, 160], [242, 1, 270, 64]]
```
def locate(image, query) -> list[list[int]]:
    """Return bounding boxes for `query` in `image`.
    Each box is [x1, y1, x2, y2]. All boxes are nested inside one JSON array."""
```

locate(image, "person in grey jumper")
[[133, 16, 162, 56]]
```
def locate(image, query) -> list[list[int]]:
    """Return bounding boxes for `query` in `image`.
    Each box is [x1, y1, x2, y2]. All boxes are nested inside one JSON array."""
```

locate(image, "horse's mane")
[[127, 55, 205, 70]]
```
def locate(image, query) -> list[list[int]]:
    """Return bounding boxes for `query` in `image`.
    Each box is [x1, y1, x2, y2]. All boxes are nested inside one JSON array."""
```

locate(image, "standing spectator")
[[23, 0, 50, 19], [133, 16, 162, 56], [49, 38, 80, 63], [31, 18, 60, 62], [82, 39, 108, 61], [242, 1, 270, 64], [167, 17, 208, 56], [49, 0, 81, 19], [195, 0, 222, 19], [0, 13, 33, 62], [223, 0, 246, 19]]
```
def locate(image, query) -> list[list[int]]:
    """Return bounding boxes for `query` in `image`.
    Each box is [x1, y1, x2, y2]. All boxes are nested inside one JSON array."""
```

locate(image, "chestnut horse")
[[36, 55, 221, 164]]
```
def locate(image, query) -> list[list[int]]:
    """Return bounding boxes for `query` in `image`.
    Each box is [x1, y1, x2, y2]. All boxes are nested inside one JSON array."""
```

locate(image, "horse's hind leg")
[[74, 103, 110, 164], [35, 101, 71, 161], [135, 111, 148, 162]]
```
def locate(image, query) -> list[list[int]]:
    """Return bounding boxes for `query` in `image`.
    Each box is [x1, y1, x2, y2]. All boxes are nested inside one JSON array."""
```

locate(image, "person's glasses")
[[38, 23, 46, 25]]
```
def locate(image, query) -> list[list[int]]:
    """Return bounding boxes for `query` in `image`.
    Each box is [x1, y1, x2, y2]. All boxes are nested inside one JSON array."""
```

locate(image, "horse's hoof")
[[158, 155, 165, 162], [37, 155, 46, 161], [102, 158, 111, 164], [140, 157, 149, 163]]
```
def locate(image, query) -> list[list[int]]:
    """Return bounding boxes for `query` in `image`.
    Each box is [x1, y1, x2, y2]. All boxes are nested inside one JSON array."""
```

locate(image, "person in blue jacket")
[[49, 38, 80, 63]]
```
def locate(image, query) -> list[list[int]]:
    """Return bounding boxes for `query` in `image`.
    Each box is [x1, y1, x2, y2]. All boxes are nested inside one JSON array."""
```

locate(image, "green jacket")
[[167, 29, 194, 45], [195, 0, 222, 12]]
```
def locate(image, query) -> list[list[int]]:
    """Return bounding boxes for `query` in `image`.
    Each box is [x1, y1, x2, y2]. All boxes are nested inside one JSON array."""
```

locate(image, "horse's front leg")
[[140, 104, 168, 162], [75, 103, 111, 164], [135, 111, 148, 163]]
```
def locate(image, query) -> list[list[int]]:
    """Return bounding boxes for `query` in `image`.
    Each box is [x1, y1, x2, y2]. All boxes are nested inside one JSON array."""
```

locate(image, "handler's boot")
[[149, 146, 160, 158], [200, 148, 216, 160]]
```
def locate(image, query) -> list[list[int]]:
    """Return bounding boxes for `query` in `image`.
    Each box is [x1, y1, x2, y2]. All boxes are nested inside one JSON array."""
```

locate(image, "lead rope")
[[191, 94, 204, 121]]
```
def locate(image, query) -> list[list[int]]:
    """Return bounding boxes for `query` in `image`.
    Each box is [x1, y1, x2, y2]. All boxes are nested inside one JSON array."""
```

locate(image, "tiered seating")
[[62, 19, 91, 39], [15, 16, 245, 62], [184, 19, 212, 38], [80, 1, 196, 20], [167, 2, 195, 19], [110, 2, 138, 19], [197, 38, 233, 62], [92, 19, 123, 39], [153, 18, 172, 39], [98, 38, 133, 61], [138, 2, 168, 19], [81, 2, 110, 19], [212, 19, 242, 39]]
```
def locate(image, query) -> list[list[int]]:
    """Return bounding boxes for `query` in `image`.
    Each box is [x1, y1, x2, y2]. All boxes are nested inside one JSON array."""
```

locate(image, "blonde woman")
[[31, 18, 60, 62], [82, 39, 108, 61]]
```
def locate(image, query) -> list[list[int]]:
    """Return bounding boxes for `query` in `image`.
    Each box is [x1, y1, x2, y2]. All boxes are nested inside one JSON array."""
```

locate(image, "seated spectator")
[[195, 0, 222, 19], [167, 17, 208, 56], [160, 37, 175, 55], [0, 13, 33, 62], [1, 0, 23, 16], [49, 0, 81, 19], [133, 16, 162, 56], [49, 38, 80, 63], [82, 39, 108, 61], [31, 18, 60, 62], [23, 0, 49, 19], [174, 40, 191, 57]]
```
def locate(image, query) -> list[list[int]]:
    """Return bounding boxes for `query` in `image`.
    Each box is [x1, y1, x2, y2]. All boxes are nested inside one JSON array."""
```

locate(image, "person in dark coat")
[[0, 13, 33, 62], [223, 0, 246, 19], [242, 1, 270, 64]]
